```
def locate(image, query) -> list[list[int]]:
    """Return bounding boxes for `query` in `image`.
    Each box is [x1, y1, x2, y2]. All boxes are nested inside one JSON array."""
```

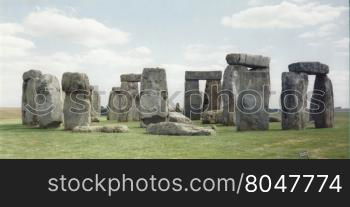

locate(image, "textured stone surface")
[[62, 72, 91, 130], [120, 74, 141, 82], [175, 103, 182, 113], [289, 62, 329, 75], [22, 70, 42, 126], [90, 86, 101, 122], [107, 87, 130, 122], [36, 74, 63, 128], [281, 72, 309, 130], [146, 122, 215, 136], [62, 72, 90, 93], [203, 80, 221, 111], [139, 68, 168, 127], [184, 80, 202, 120], [185, 71, 222, 80], [169, 112, 192, 124], [202, 110, 223, 124], [72, 125, 129, 133], [221, 65, 248, 126], [121, 81, 140, 121], [226, 53, 270, 69], [236, 69, 270, 131], [310, 75, 334, 128]]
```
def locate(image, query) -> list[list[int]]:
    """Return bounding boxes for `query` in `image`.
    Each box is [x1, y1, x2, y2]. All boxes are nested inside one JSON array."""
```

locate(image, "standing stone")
[[310, 75, 334, 128], [203, 80, 221, 112], [281, 72, 309, 130], [221, 65, 246, 126], [62, 72, 91, 130], [36, 74, 63, 128], [184, 80, 202, 120], [175, 103, 182, 113], [107, 87, 119, 121], [121, 81, 140, 121], [22, 70, 42, 126], [235, 69, 270, 131], [139, 68, 168, 127], [90, 86, 101, 122]]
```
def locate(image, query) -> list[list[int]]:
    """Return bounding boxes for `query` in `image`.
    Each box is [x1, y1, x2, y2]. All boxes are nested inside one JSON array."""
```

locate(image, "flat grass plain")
[[0, 108, 349, 159]]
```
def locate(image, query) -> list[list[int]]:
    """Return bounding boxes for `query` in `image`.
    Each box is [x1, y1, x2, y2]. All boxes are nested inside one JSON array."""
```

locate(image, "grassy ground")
[[0, 108, 349, 159]]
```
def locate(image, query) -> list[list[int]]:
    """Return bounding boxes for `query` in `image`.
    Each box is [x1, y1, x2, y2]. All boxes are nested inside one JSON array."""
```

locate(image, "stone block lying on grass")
[[169, 112, 192, 124], [72, 125, 129, 133], [146, 122, 215, 136], [202, 110, 223, 124]]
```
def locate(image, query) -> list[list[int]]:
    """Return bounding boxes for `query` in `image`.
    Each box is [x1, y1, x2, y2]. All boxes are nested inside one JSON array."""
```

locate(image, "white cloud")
[[334, 37, 349, 49], [299, 23, 337, 38], [23, 8, 129, 47], [222, 1, 347, 29]]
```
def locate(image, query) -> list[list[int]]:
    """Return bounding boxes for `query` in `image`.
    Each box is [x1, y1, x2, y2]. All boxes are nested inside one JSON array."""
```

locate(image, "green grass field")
[[0, 108, 349, 159]]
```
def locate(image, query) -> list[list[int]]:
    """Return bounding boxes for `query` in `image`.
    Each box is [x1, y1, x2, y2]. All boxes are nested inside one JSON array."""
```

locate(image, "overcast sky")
[[0, 0, 349, 108]]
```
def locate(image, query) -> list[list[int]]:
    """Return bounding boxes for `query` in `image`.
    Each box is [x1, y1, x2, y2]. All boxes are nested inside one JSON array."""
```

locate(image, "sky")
[[0, 0, 349, 108]]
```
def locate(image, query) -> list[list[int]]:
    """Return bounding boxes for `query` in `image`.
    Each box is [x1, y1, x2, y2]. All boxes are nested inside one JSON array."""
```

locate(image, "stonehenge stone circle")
[[139, 68, 169, 127], [146, 122, 215, 136], [120, 78, 140, 121], [310, 75, 334, 128], [281, 72, 309, 130], [36, 74, 63, 128], [90, 86, 101, 122], [184, 71, 222, 120], [22, 70, 42, 126], [226, 53, 271, 131], [62, 72, 91, 130], [107, 87, 120, 121], [226, 53, 270, 69], [289, 62, 329, 75], [120, 74, 142, 82]]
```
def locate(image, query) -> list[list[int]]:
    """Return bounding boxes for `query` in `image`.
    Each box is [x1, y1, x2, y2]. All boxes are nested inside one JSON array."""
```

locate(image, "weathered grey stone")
[[22, 70, 42, 126], [72, 125, 129, 133], [146, 122, 215, 136], [281, 72, 309, 130], [90, 86, 101, 122], [203, 80, 221, 111], [236, 69, 270, 131], [62, 72, 91, 130], [221, 65, 247, 126], [310, 75, 334, 128], [120, 74, 141, 82], [169, 112, 192, 124], [139, 68, 169, 127], [184, 80, 202, 120], [226, 53, 270, 69], [202, 110, 223, 124], [269, 116, 281, 122], [121, 81, 140, 121], [175, 103, 182, 113], [35, 74, 63, 128], [185, 71, 222, 80], [107, 87, 129, 122], [62, 72, 90, 93], [289, 62, 329, 75]]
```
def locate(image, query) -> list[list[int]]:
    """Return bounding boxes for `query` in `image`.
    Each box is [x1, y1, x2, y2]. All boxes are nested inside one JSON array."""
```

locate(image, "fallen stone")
[[140, 68, 169, 127], [226, 53, 270, 69], [269, 116, 281, 122], [310, 75, 334, 128], [281, 72, 308, 130], [36, 74, 63, 128], [72, 125, 129, 133], [169, 112, 192, 124], [120, 74, 141, 82], [146, 122, 215, 136], [202, 110, 223, 124], [289, 62, 329, 75], [185, 71, 222, 80]]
